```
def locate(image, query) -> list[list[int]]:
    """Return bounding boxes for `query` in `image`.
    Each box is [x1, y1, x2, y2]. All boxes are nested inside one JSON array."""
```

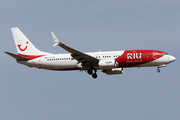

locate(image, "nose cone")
[[169, 55, 176, 63]]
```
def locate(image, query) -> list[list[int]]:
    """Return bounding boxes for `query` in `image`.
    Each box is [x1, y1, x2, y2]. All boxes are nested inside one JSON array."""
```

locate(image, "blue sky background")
[[0, 0, 180, 120]]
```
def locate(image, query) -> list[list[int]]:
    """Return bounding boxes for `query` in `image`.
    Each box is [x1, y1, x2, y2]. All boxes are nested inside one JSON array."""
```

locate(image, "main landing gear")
[[88, 69, 97, 79]]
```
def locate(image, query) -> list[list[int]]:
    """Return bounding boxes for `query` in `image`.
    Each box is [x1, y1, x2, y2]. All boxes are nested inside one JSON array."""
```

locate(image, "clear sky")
[[0, 0, 180, 120]]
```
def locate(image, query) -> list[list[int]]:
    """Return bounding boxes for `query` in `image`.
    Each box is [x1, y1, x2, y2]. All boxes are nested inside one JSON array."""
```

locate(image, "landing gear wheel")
[[88, 69, 93, 75], [157, 68, 160, 73], [92, 73, 97, 79]]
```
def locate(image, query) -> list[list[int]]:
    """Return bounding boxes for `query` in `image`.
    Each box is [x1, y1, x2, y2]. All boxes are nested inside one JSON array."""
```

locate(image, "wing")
[[51, 32, 99, 66]]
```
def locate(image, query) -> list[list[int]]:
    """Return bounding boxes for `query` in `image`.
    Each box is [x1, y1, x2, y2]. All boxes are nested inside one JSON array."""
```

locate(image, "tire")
[[88, 69, 93, 75], [92, 73, 97, 79]]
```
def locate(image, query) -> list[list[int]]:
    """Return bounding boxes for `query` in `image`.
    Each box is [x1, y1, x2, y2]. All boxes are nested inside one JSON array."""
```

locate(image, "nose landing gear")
[[157, 67, 160, 73], [157, 64, 166, 73]]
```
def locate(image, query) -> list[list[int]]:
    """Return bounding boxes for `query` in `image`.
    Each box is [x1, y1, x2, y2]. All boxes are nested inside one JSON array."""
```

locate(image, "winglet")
[[51, 32, 60, 47]]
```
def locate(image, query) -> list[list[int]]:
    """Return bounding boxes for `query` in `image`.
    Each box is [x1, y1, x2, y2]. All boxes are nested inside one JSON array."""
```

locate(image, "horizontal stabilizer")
[[4, 51, 29, 61]]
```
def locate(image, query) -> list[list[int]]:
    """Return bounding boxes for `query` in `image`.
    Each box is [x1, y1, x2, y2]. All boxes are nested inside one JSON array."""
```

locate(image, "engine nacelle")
[[98, 59, 119, 69], [102, 68, 123, 75]]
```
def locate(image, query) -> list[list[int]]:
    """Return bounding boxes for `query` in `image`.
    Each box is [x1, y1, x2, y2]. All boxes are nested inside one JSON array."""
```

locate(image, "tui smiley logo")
[[17, 42, 29, 51]]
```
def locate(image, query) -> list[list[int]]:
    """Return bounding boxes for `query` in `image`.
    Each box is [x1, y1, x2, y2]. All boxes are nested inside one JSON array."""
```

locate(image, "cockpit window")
[[162, 53, 168, 55]]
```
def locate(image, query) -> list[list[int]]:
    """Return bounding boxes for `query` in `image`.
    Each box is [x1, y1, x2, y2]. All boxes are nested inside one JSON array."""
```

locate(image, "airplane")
[[5, 27, 176, 79]]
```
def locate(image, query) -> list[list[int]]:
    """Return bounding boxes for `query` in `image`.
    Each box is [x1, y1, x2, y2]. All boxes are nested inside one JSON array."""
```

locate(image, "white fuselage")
[[17, 50, 175, 71]]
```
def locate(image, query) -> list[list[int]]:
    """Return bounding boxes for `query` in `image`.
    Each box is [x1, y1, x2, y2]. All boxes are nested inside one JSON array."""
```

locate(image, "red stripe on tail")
[[18, 53, 45, 60]]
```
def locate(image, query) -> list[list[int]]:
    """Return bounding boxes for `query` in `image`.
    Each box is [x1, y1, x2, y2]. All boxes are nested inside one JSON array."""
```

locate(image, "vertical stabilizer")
[[11, 27, 47, 55]]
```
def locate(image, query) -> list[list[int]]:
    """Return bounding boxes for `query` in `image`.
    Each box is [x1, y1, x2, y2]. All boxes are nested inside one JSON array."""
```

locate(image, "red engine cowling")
[[98, 59, 119, 69], [102, 68, 123, 75]]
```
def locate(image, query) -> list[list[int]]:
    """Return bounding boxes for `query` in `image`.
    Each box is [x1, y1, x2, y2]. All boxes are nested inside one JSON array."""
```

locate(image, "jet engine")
[[102, 68, 123, 75], [98, 59, 119, 69]]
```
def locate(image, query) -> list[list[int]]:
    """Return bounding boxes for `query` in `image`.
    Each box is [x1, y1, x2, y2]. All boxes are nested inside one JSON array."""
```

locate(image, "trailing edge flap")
[[4, 51, 29, 61]]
